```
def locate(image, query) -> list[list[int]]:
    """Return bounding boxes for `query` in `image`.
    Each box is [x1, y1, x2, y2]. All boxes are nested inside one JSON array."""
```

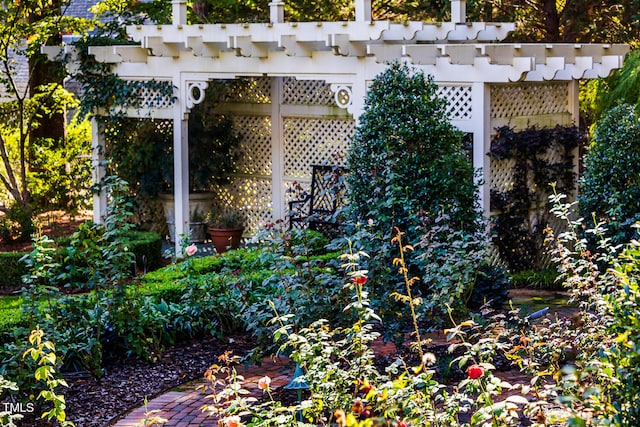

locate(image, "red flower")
[[467, 364, 484, 379], [352, 275, 368, 286]]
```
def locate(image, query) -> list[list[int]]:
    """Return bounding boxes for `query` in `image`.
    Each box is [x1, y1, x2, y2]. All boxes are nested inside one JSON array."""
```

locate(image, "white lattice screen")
[[489, 82, 573, 201], [214, 177, 273, 233], [132, 83, 174, 109], [283, 77, 336, 105], [215, 77, 354, 233], [490, 158, 517, 194], [233, 115, 272, 176], [438, 85, 473, 120], [490, 144, 571, 202], [283, 118, 353, 177], [490, 82, 568, 118], [225, 78, 272, 104]]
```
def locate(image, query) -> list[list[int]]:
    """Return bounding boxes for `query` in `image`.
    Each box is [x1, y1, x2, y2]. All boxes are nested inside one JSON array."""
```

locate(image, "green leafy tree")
[[579, 104, 640, 244], [581, 51, 640, 127], [462, 0, 640, 44], [0, 0, 92, 241]]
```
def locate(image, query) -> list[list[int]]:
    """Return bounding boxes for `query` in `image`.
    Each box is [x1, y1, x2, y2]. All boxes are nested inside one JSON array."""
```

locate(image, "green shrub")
[[28, 113, 92, 213], [468, 263, 512, 309], [122, 230, 163, 272], [345, 62, 481, 329], [542, 192, 640, 426], [579, 104, 640, 246], [0, 230, 162, 291], [0, 296, 25, 330], [0, 253, 28, 292], [0, 202, 35, 244]]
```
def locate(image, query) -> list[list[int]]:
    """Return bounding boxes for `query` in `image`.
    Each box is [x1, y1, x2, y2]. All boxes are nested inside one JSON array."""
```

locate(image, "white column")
[[451, 0, 466, 23], [173, 79, 190, 257], [91, 117, 106, 224], [355, 0, 372, 21], [269, 1, 284, 23], [172, 0, 187, 26], [271, 77, 284, 221], [471, 82, 491, 219]]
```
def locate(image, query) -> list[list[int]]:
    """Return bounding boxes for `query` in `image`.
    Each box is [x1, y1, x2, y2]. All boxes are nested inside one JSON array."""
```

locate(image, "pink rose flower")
[[258, 375, 271, 390], [185, 244, 197, 256], [224, 415, 241, 427]]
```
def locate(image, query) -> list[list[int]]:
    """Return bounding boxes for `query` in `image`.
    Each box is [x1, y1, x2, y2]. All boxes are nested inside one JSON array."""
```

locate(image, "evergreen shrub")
[[346, 62, 482, 327], [579, 104, 640, 245]]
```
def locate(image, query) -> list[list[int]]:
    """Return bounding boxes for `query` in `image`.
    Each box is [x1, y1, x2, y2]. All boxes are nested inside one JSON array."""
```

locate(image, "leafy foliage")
[[0, 0, 93, 234], [346, 62, 481, 331], [581, 51, 640, 127], [537, 192, 640, 426], [579, 104, 640, 246], [489, 125, 582, 272]]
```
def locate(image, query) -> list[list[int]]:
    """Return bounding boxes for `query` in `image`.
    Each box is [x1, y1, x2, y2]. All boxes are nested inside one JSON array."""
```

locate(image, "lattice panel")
[[490, 144, 572, 193], [490, 82, 568, 118], [283, 118, 354, 177], [214, 177, 273, 234], [438, 85, 472, 120], [132, 193, 169, 236], [283, 78, 335, 105], [225, 77, 272, 104], [490, 157, 516, 193], [133, 84, 174, 109], [233, 115, 272, 175]]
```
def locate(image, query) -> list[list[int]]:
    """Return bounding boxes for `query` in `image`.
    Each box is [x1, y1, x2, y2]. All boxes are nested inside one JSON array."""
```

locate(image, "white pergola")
[[81, 0, 628, 255]]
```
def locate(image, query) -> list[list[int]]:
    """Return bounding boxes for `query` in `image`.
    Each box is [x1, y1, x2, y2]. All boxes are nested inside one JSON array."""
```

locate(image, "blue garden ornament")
[[284, 363, 309, 390], [526, 307, 549, 321], [284, 362, 309, 422]]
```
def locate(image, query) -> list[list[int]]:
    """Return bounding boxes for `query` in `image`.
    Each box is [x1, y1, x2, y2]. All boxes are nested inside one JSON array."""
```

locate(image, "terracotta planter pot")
[[208, 227, 244, 253]]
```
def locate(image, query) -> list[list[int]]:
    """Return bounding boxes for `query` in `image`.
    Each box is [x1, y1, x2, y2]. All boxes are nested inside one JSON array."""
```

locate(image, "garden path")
[[108, 339, 400, 426], [109, 291, 576, 426]]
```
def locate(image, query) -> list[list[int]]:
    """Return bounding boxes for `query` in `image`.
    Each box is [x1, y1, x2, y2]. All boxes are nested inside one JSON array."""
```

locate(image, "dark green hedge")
[[0, 231, 163, 291]]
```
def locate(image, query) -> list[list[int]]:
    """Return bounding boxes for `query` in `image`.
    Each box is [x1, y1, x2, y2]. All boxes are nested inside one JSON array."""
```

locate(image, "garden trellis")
[[50, 0, 628, 255]]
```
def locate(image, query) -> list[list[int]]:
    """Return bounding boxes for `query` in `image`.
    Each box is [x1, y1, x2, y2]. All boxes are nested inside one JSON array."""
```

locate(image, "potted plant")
[[207, 208, 246, 253], [158, 83, 241, 242]]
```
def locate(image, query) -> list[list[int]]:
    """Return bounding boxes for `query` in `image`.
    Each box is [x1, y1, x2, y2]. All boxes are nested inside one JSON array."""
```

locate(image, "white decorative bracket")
[[185, 81, 209, 111], [331, 84, 353, 109]]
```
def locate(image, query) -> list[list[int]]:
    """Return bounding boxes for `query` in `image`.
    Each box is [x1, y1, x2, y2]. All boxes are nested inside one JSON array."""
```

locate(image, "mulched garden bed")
[[20, 333, 256, 427]]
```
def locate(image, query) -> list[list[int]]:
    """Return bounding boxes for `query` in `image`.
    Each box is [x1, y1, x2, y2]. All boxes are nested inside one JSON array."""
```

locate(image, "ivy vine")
[[489, 125, 585, 272]]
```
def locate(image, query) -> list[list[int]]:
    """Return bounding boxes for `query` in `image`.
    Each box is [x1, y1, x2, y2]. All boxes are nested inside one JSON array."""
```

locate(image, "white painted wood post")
[[172, 0, 187, 26], [451, 0, 466, 23], [271, 77, 284, 221], [471, 82, 491, 219], [173, 78, 190, 257], [91, 117, 107, 224], [355, 0, 372, 21], [269, 1, 284, 23]]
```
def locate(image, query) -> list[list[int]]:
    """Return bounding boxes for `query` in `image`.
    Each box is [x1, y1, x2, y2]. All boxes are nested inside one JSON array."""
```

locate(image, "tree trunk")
[[542, 0, 561, 41]]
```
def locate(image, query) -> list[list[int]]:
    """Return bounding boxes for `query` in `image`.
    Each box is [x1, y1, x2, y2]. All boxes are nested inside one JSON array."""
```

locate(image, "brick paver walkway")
[[110, 356, 295, 426], [109, 341, 398, 427]]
